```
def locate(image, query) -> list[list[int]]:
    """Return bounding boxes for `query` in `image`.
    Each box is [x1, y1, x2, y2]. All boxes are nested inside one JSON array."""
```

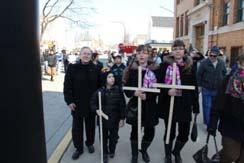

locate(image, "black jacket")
[[123, 62, 159, 127], [90, 86, 126, 128], [156, 55, 199, 122], [63, 61, 100, 117], [208, 74, 244, 142]]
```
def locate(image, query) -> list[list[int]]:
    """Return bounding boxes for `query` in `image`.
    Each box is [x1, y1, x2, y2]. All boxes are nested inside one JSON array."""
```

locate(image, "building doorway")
[[195, 24, 205, 53], [230, 46, 242, 67]]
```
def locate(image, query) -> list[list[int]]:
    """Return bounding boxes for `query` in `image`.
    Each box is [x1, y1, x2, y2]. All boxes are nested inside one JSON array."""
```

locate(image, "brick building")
[[174, 0, 244, 66]]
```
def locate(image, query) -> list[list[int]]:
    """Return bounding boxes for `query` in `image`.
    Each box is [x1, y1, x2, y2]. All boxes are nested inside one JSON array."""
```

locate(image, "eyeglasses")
[[82, 52, 92, 55], [209, 54, 217, 58], [172, 47, 184, 51], [137, 51, 148, 55]]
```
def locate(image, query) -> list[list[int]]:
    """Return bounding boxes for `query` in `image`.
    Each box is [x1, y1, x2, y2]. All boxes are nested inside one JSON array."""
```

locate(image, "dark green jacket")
[[197, 58, 227, 90]]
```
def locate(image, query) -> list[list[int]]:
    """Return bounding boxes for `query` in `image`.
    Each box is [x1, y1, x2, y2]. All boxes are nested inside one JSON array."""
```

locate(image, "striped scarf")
[[143, 68, 157, 88], [165, 64, 182, 96]]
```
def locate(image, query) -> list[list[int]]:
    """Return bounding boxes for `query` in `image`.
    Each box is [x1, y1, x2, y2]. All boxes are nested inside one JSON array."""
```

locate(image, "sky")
[[89, 0, 174, 44], [41, 0, 174, 49]]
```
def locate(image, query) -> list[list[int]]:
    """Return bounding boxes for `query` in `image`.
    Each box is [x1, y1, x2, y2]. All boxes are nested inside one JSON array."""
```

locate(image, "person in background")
[[63, 47, 100, 160], [208, 53, 244, 163], [189, 48, 204, 75], [47, 50, 57, 81], [62, 49, 69, 73], [91, 69, 126, 163], [110, 53, 126, 88], [148, 48, 162, 65], [56, 50, 63, 75], [197, 46, 227, 126], [92, 52, 103, 72]]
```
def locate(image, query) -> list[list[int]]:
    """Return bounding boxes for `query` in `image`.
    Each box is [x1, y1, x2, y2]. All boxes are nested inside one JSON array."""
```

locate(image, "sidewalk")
[[42, 73, 72, 158], [61, 111, 221, 163]]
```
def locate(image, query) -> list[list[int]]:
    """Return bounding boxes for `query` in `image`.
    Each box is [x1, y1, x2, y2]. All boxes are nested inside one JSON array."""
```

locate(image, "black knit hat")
[[100, 67, 113, 86]]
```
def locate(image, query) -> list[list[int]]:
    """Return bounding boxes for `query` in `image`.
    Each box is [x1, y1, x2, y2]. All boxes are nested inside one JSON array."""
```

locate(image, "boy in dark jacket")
[[208, 53, 244, 163], [111, 54, 126, 88], [91, 69, 126, 163]]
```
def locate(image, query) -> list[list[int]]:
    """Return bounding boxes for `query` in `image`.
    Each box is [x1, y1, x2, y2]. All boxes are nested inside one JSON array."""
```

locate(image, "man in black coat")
[[63, 47, 100, 160]]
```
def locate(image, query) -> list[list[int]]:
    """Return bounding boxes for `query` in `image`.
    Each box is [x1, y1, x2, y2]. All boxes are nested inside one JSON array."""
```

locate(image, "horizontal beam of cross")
[[152, 83, 195, 90], [123, 87, 160, 93]]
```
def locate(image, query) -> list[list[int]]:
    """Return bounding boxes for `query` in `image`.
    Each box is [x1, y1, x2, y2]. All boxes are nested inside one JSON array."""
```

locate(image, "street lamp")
[[110, 21, 126, 43]]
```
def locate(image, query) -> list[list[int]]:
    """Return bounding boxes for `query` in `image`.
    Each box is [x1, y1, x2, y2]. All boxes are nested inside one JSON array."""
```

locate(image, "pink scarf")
[[143, 68, 157, 88], [165, 64, 182, 96]]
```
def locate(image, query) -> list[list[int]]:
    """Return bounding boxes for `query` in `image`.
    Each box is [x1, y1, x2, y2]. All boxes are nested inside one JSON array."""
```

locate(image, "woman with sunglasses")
[[197, 46, 227, 126]]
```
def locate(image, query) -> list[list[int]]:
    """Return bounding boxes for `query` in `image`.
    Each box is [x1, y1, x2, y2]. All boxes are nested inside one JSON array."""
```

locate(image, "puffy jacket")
[[90, 86, 126, 128]]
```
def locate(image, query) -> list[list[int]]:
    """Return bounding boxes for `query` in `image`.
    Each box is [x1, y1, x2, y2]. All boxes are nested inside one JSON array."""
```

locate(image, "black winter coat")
[[156, 56, 199, 122], [124, 62, 159, 127], [63, 61, 100, 117], [208, 74, 244, 142], [90, 86, 126, 128]]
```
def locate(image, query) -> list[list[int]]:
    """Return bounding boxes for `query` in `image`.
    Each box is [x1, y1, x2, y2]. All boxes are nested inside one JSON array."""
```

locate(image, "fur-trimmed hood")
[[129, 61, 159, 71], [163, 55, 193, 68]]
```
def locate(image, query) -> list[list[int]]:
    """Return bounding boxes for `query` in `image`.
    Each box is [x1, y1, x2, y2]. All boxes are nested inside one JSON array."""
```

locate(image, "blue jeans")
[[202, 88, 217, 125]]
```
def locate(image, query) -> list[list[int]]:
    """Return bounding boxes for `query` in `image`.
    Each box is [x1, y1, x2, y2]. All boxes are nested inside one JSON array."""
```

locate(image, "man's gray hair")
[[80, 46, 92, 54]]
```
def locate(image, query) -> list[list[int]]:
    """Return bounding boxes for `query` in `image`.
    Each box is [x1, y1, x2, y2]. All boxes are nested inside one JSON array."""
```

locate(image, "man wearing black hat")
[[197, 46, 227, 126]]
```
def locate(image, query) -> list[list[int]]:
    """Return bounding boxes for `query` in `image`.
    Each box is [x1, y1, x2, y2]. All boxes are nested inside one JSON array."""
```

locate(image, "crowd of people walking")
[[61, 39, 243, 163]]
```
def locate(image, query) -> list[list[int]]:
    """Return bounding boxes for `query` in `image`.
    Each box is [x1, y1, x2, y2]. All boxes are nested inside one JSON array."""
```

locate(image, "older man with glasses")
[[63, 46, 101, 160], [197, 46, 227, 126]]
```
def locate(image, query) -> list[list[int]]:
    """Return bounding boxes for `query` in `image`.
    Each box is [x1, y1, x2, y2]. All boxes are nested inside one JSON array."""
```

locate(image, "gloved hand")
[[207, 127, 216, 136]]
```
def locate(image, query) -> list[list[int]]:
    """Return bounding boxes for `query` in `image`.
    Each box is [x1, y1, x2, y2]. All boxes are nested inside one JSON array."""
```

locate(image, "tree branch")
[[44, 0, 60, 17], [42, 0, 52, 17], [59, 0, 74, 17]]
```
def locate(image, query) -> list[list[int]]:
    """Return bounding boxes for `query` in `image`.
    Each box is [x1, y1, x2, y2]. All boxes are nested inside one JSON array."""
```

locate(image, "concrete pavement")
[[42, 73, 72, 158], [61, 106, 221, 163]]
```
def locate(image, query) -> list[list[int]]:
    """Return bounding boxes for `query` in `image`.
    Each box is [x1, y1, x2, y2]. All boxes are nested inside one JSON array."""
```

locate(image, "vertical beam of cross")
[[123, 66, 160, 149], [152, 63, 195, 144]]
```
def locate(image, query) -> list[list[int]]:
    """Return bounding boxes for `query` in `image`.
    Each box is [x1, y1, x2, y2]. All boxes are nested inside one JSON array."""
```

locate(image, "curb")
[[48, 128, 72, 163]]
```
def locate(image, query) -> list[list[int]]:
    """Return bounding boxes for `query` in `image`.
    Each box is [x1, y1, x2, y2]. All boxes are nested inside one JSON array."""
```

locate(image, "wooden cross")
[[123, 66, 160, 149], [152, 63, 195, 144], [98, 92, 109, 163]]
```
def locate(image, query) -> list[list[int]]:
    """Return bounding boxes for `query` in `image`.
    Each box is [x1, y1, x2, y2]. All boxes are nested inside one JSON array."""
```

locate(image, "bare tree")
[[40, 0, 94, 40]]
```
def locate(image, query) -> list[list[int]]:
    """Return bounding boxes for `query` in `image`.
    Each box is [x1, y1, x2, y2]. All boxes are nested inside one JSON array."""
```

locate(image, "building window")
[[223, 2, 230, 25], [176, 17, 179, 37], [184, 12, 188, 35], [180, 14, 184, 37], [230, 47, 243, 66], [237, 0, 244, 22]]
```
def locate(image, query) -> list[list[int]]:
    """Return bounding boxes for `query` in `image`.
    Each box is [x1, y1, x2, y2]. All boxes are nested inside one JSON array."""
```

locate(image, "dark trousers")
[[220, 136, 244, 163], [164, 119, 191, 143], [101, 127, 119, 154], [72, 114, 96, 151], [130, 125, 155, 142]]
